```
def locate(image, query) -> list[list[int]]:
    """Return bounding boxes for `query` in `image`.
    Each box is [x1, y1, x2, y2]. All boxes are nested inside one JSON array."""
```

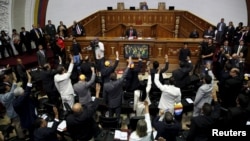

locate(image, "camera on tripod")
[[90, 40, 99, 48]]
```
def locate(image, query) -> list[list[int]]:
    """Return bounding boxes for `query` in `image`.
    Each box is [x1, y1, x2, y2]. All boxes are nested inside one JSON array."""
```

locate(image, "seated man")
[[140, 1, 148, 10], [125, 25, 138, 39]]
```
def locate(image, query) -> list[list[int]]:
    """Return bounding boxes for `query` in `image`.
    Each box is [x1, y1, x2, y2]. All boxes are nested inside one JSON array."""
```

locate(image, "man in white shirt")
[[54, 54, 75, 110], [154, 69, 182, 116]]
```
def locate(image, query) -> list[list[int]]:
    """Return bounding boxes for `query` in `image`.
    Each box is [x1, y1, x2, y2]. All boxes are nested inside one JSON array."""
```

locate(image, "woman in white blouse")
[[129, 100, 153, 141]]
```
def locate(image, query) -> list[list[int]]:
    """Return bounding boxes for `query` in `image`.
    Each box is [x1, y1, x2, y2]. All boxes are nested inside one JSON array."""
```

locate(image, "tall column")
[[0, 0, 11, 33]]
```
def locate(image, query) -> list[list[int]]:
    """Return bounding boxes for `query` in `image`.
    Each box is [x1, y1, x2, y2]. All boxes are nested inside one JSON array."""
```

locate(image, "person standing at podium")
[[125, 25, 138, 39]]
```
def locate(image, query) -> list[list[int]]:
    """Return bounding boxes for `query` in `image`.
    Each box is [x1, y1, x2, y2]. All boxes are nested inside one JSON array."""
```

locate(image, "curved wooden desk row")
[[64, 37, 203, 70]]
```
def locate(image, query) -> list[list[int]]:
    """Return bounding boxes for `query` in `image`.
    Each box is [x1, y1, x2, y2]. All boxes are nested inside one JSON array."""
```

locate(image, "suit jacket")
[[66, 99, 100, 141], [30, 28, 42, 42], [103, 68, 129, 108], [101, 60, 119, 83], [72, 24, 86, 37], [150, 62, 169, 91], [203, 29, 215, 38], [45, 24, 57, 37], [37, 50, 47, 67], [40, 69, 57, 93], [172, 62, 193, 88], [33, 119, 59, 141], [153, 116, 181, 141], [220, 76, 242, 108], [16, 64, 27, 81], [125, 29, 138, 37], [73, 73, 96, 105], [233, 45, 248, 58], [80, 61, 93, 81], [13, 85, 37, 129], [216, 22, 226, 32], [187, 102, 220, 141], [189, 31, 199, 38], [125, 60, 142, 91], [19, 31, 31, 44]]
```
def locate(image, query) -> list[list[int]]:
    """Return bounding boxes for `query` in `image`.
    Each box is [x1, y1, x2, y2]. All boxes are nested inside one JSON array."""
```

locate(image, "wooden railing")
[[67, 10, 214, 38]]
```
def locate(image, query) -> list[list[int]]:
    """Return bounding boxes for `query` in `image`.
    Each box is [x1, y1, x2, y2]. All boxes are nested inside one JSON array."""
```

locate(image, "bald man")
[[219, 67, 243, 108], [66, 84, 101, 141], [73, 67, 96, 106]]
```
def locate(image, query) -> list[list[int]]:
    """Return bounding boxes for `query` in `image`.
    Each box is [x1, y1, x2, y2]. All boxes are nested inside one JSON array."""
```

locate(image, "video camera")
[[90, 39, 99, 48]]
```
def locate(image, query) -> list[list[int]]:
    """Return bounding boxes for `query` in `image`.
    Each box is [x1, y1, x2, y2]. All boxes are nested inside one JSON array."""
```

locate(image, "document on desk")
[[186, 98, 194, 104], [114, 130, 128, 140], [57, 120, 66, 132]]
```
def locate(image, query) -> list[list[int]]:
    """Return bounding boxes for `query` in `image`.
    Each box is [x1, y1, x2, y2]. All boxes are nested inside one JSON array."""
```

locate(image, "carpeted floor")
[[0, 49, 54, 68]]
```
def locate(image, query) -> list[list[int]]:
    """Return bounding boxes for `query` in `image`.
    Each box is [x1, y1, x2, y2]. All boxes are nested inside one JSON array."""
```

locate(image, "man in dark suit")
[[33, 106, 59, 141], [103, 57, 132, 119], [140, 1, 148, 10], [101, 51, 119, 83], [203, 26, 215, 39], [36, 45, 47, 68], [125, 25, 138, 39], [172, 60, 193, 88], [80, 56, 93, 81], [189, 28, 199, 38], [72, 21, 86, 37], [30, 24, 43, 50], [150, 54, 169, 92], [153, 111, 181, 141], [219, 68, 243, 108], [66, 84, 101, 141], [45, 20, 57, 42], [124, 55, 143, 92], [16, 58, 27, 89], [216, 18, 226, 44], [40, 63, 61, 107], [187, 94, 220, 141], [20, 27, 32, 54], [233, 40, 248, 59], [13, 70, 37, 141]]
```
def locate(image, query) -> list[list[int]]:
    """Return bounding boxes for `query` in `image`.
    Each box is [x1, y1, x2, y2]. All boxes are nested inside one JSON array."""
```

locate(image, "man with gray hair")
[[13, 70, 37, 140], [0, 72, 25, 139]]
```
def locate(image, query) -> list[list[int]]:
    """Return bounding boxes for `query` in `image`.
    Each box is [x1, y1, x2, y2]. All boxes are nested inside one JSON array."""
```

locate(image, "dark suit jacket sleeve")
[[152, 116, 161, 129], [85, 98, 100, 117], [186, 118, 196, 141], [134, 60, 142, 72], [16, 66, 26, 78], [112, 60, 119, 71], [37, 52, 42, 66], [160, 62, 169, 73], [13, 85, 32, 108]]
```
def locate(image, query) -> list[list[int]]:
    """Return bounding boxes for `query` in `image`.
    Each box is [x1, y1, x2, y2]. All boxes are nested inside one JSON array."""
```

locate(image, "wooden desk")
[[65, 37, 203, 71]]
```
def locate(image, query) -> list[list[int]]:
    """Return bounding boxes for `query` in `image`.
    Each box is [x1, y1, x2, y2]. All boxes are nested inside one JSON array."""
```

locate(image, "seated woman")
[[129, 100, 152, 141]]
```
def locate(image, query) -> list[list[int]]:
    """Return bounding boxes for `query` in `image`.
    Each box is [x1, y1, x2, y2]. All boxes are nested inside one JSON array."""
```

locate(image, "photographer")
[[90, 37, 104, 72]]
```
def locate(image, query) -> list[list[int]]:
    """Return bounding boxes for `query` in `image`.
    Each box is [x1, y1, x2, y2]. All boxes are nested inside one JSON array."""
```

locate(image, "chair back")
[[129, 116, 145, 131], [99, 115, 119, 130]]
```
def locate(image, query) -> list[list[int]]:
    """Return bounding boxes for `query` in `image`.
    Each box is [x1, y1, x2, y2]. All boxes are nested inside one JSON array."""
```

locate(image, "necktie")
[[130, 30, 133, 37], [76, 25, 81, 35], [240, 32, 245, 41], [237, 46, 242, 56], [35, 29, 40, 38], [40, 50, 45, 56]]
